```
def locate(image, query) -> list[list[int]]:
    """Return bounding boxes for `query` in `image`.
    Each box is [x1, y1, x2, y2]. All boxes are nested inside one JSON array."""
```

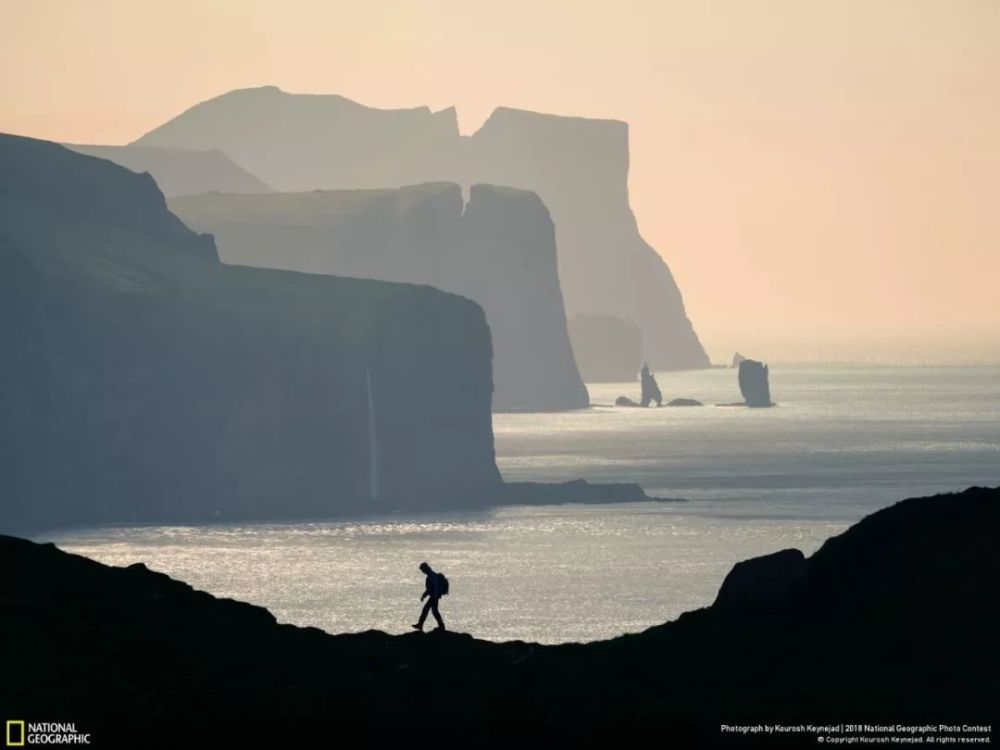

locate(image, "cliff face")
[[134, 86, 461, 191], [3, 487, 996, 746], [170, 183, 589, 412], [63, 144, 273, 196], [568, 314, 641, 382], [466, 108, 708, 371], [0, 134, 500, 533], [134, 87, 709, 371]]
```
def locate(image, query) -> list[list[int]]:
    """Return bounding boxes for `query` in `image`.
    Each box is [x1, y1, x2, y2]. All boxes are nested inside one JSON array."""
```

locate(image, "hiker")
[[412, 561, 447, 632]]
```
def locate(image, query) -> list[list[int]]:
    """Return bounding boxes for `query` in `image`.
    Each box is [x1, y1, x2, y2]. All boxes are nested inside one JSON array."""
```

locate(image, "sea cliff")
[[0, 134, 500, 532], [134, 87, 710, 371], [170, 182, 588, 411]]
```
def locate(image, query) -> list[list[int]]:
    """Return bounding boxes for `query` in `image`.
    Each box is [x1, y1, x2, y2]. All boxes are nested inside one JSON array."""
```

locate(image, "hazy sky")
[[2, 0, 997, 362]]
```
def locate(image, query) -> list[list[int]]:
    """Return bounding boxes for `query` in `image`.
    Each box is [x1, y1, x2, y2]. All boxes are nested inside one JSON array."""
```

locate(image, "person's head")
[[419, 562, 431, 573]]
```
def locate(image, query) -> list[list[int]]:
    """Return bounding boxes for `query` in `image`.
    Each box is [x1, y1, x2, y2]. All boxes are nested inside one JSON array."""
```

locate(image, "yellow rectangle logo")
[[6, 720, 25, 747]]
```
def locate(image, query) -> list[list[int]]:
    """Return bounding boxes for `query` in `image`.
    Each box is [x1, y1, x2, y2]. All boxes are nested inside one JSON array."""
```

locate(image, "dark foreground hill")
[[3, 487, 996, 748]]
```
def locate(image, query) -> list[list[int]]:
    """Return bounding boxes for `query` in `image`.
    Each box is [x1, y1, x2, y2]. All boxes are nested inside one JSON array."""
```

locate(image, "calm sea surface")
[[42, 365, 1000, 643]]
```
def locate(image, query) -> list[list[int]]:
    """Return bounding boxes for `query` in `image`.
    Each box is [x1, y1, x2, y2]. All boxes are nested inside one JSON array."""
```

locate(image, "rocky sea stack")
[[738, 359, 773, 407], [616, 364, 663, 407]]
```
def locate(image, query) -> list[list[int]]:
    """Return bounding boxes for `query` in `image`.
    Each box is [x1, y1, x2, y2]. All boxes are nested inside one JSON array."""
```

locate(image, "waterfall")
[[366, 367, 379, 499]]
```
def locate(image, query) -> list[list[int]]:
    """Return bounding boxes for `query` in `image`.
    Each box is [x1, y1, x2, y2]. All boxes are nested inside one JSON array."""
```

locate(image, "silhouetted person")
[[412, 561, 446, 632]]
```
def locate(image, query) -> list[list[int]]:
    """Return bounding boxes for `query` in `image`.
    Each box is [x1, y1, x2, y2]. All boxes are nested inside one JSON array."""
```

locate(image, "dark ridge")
[[3, 487, 996, 747]]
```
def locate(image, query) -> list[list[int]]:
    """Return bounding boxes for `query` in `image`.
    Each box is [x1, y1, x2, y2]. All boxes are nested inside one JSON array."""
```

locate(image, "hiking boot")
[[411, 623, 423, 632]]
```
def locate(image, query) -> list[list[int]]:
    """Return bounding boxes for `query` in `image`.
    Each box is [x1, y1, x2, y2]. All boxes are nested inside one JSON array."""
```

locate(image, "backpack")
[[437, 572, 449, 597]]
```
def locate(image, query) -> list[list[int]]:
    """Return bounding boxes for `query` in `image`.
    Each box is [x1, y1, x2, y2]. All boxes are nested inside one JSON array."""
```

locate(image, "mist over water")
[[44, 364, 1000, 644]]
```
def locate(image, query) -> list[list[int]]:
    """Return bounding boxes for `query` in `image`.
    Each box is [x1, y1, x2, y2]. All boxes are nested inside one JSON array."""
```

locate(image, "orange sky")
[[2, 0, 997, 362]]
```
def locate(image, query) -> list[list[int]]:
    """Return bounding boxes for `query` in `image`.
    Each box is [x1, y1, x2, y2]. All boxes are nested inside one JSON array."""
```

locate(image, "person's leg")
[[430, 598, 445, 631], [415, 599, 432, 630]]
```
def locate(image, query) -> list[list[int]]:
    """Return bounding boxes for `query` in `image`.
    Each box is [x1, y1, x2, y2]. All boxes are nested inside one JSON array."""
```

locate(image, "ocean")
[[41, 364, 1000, 644]]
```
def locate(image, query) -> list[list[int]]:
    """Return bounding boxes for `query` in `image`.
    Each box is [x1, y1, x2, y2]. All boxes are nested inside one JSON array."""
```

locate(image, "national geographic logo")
[[5, 721, 91, 746], [4, 722, 23, 747]]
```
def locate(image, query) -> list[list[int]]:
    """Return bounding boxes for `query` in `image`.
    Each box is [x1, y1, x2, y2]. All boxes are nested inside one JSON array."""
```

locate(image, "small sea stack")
[[738, 359, 773, 407], [616, 363, 663, 407], [640, 364, 663, 407]]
